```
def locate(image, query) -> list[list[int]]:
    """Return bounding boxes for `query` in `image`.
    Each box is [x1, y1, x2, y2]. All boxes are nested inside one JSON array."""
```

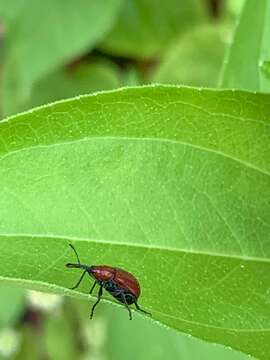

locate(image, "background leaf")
[[16, 59, 121, 113], [13, 325, 42, 360], [0, 0, 124, 115], [99, 0, 206, 59], [152, 24, 227, 87], [0, 86, 269, 359], [0, 284, 25, 328], [261, 61, 270, 79], [220, 0, 270, 92], [44, 315, 78, 360], [105, 304, 255, 360]]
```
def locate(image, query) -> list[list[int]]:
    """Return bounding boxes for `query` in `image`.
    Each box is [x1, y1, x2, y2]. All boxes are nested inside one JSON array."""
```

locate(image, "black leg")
[[70, 270, 86, 290], [90, 285, 103, 319], [134, 300, 152, 317], [121, 293, 132, 320], [89, 281, 97, 294]]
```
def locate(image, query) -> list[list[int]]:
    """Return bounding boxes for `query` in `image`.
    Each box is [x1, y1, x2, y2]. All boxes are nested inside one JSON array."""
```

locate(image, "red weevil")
[[66, 244, 151, 320]]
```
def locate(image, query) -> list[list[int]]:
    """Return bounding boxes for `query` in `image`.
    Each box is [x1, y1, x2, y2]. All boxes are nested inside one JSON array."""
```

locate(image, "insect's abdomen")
[[104, 281, 135, 305], [113, 290, 135, 305], [91, 266, 141, 299], [114, 268, 141, 299]]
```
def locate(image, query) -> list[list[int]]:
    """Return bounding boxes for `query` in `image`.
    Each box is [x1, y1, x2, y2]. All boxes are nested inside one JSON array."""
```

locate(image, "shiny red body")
[[90, 265, 141, 298], [66, 244, 151, 319]]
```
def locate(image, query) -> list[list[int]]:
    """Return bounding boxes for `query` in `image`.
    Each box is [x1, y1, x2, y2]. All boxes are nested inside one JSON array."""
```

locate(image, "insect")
[[66, 244, 151, 320]]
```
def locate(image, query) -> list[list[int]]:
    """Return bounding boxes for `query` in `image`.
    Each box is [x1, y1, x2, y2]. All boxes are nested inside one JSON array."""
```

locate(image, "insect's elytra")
[[66, 244, 151, 320]]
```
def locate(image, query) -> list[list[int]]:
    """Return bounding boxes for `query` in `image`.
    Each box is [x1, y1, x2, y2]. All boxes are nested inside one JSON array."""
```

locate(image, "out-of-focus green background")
[[0, 0, 254, 359]]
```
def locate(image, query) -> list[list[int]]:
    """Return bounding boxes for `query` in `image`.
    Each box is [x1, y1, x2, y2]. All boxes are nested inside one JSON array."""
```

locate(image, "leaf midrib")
[[0, 136, 268, 177], [0, 234, 269, 264]]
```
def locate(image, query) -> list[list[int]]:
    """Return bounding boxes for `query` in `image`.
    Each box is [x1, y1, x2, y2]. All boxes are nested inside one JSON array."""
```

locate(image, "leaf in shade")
[[0, 0, 124, 115], [0, 284, 25, 328], [99, 0, 205, 59], [220, 0, 270, 92], [152, 24, 227, 87], [10, 60, 121, 114]]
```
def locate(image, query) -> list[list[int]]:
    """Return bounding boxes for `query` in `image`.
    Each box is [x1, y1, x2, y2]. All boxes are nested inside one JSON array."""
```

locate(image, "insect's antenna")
[[69, 244, 81, 265]]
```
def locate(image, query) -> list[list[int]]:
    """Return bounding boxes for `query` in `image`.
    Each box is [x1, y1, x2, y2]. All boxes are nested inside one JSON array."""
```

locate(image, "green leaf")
[[0, 85, 269, 360], [44, 315, 78, 360], [106, 305, 255, 360], [122, 65, 142, 87], [0, 0, 123, 115], [220, 0, 270, 92], [261, 61, 270, 80], [0, 284, 25, 328], [69, 297, 254, 360], [226, 0, 245, 17], [99, 0, 205, 59], [13, 325, 42, 360], [0, 328, 20, 359], [11, 59, 121, 114], [152, 24, 227, 87]]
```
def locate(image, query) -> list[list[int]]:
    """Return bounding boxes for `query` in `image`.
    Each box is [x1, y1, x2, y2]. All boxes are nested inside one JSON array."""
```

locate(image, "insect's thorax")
[[90, 265, 116, 282]]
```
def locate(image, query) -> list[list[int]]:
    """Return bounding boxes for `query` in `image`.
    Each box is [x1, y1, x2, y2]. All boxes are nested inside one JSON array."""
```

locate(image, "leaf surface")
[[0, 85, 269, 359], [220, 0, 270, 92], [105, 306, 256, 360]]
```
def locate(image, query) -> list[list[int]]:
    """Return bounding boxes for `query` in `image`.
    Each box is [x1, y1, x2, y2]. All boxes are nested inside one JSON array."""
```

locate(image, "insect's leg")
[[90, 285, 103, 319], [134, 300, 152, 317], [120, 292, 132, 320], [70, 270, 87, 290], [89, 281, 97, 294]]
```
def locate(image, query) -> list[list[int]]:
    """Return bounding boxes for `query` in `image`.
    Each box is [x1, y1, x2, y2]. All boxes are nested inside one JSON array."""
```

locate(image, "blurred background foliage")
[[0, 0, 256, 359], [0, 0, 243, 117]]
